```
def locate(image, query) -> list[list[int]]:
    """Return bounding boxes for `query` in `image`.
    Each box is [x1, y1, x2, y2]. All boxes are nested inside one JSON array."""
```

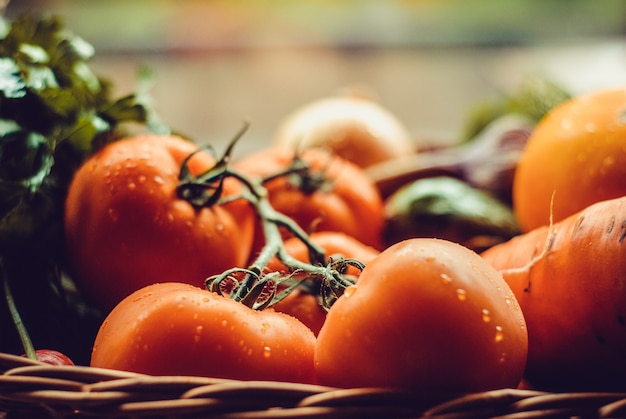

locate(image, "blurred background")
[[4, 0, 626, 155]]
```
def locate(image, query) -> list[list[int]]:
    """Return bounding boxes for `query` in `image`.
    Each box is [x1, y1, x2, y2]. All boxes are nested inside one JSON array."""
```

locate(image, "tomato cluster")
[[59, 113, 530, 393], [65, 86, 626, 393]]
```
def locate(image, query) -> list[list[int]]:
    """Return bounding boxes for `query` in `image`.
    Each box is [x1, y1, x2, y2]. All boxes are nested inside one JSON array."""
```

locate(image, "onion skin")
[[273, 95, 415, 168]]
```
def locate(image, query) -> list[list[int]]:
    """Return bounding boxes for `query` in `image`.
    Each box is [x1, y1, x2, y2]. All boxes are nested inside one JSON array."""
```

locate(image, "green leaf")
[[0, 129, 53, 189], [62, 112, 111, 153], [17, 43, 48, 64], [0, 119, 21, 134], [72, 61, 100, 94], [22, 64, 58, 91], [0, 58, 26, 98], [100, 93, 148, 123]]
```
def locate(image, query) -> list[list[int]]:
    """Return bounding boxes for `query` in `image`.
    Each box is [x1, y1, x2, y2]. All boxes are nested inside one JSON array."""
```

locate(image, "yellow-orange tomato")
[[64, 135, 255, 311], [315, 238, 528, 392], [91, 282, 317, 383], [513, 87, 626, 232]]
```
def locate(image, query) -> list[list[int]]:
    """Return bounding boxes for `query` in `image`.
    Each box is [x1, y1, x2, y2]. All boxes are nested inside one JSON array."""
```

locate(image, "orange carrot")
[[481, 196, 626, 392]]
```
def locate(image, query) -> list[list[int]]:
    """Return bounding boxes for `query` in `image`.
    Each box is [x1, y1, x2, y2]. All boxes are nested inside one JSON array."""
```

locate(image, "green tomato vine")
[[177, 122, 362, 311]]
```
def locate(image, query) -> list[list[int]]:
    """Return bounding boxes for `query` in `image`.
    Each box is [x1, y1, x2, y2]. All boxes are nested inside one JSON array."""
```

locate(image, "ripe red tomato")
[[64, 134, 255, 311], [90, 282, 316, 383], [233, 146, 385, 255], [266, 231, 380, 335], [314, 238, 528, 392], [23, 350, 75, 366]]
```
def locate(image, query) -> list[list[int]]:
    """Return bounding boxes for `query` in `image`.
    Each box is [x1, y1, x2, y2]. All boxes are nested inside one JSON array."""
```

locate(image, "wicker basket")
[[2, 353, 626, 418]]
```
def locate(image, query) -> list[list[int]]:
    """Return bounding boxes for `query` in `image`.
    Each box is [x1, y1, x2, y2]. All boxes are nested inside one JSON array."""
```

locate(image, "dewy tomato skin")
[[234, 146, 385, 252], [64, 135, 255, 311], [314, 238, 528, 392], [91, 282, 317, 384]]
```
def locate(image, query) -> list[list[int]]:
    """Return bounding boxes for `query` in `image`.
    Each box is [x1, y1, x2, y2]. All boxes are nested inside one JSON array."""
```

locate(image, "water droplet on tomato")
[[456, 289, 467, 301], [216, 223, 224, 232], [221, 319, 228, 327], [137, 175, 147, 184], [343, 286, 357, 298], [177, 304, 184, 311], [127, 182, 136, 191], [494, 326, 504, 343], [154, 175, 165, 185], [482, 309, 491, 323], [561, 118, 573, 131], [107, 208, 119, 222], [601, 155, 616, 170], [263, 346, 271, 358], [440, 273, 452, 285]]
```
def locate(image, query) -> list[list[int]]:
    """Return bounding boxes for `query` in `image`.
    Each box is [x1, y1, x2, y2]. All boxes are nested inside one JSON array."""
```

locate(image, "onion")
[[272, 92, 415, 168]]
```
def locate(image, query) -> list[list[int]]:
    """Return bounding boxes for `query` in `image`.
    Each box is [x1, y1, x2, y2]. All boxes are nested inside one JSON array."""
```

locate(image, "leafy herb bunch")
[[0, 13, 163, 364]]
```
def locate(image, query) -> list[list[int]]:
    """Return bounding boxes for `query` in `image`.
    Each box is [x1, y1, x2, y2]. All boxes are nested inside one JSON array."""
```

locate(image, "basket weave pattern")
[[2, 352, 626, 418]]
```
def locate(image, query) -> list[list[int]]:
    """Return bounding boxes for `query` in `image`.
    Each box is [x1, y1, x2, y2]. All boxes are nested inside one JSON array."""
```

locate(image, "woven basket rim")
[[2, 352, 626, 418]]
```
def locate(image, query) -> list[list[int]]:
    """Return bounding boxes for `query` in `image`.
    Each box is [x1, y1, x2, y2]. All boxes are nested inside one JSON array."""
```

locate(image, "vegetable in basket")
[[64, 132, 255, 312], [88, 131, 368, 382], [512, 86, 626, 232], [481, 196, 626, 391], [383, 176, 520, 253], [315, 238, 528, 392]]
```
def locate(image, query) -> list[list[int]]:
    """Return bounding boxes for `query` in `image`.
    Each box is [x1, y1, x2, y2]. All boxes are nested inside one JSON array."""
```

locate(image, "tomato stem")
[[210, 168, 349, 309], [260, 151, 333, 196], [2, 258, 37, 360], [180, 123, 362, 310]]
